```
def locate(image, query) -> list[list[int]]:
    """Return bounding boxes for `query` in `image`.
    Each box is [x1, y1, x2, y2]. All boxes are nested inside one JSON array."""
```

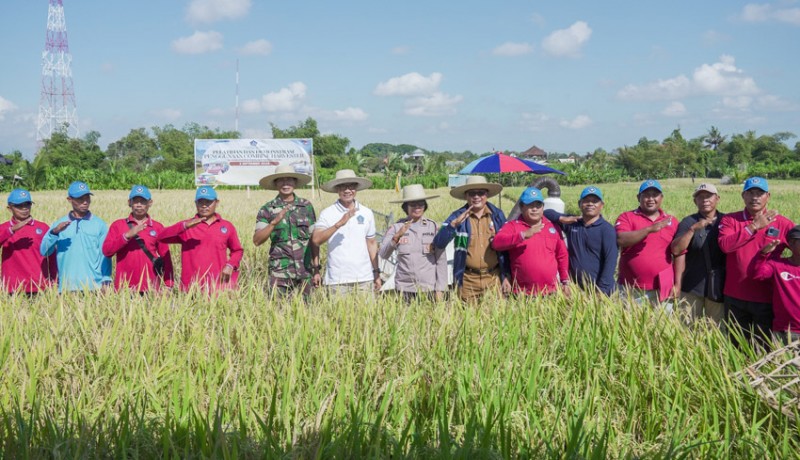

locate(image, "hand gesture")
[[523, 221, 545, 239], [753, 209, 779, 231], [220, 264, 234, 283], [692, 216, 716, 232], [51, 221, 71, 235], [649, 218, 672, 234], [124, 221, 147, 240], [185, 216, 207, 229], [761, 239, 781, 255], [11, 217, 32, 233], [336, 206, 356, 229], [451, 205, 477, 228], [270, 205, 292, 226], [393, 220, 413, 244], [560, 215, 579, 225]]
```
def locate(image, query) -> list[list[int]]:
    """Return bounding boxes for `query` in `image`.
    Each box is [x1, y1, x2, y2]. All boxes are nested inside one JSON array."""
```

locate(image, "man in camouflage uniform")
[[254, 165, 320, 296]]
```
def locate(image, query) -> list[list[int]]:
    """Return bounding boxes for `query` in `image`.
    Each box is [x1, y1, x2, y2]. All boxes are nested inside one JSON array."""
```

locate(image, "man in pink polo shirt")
[[719, 176, 794, 348], [749, 225, 800, 345], [103, 185, 174, 292], [0, 189, 57, 293], [615, 179, 678, 306], [492, 187, 569, 295], [159, 186, 243, 292]]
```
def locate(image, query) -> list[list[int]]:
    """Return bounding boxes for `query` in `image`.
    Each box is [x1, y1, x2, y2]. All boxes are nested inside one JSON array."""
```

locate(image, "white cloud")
[[330, 107, 368, 122], [405, 92, 463, 117], [0, 96, 18, 121], [238, 39, 272, 56], [171, 31, 223, 54], [520, 112, 552, 132], [262, 82, 307, 112], [492, 42, 534, 56], [187, 0, 251, 23], [374, 72, 442, 96], [661, 102, 687, 117], [741, 3, 800, 25], [391, 46, 410, 55], [240, 99, 263, 114], [152, 108, 182, 121], [559, 115, 592, 129], [618, 55, 759, 101], [541, 21, 592, 57]]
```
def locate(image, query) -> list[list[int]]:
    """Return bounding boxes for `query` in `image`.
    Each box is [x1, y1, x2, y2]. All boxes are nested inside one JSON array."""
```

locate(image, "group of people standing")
[[1, 168, 797, 348]]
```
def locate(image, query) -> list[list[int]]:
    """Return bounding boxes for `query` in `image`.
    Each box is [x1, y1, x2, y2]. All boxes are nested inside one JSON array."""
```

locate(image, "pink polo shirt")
[[718, 209, 794, 303], [492, 217, 568, 294], [0, 218, 57, 293], [615, 208, 677, 290], [102, 214, 175, 292], [749, 256, 800, 332], [159, 214, 243, 292]]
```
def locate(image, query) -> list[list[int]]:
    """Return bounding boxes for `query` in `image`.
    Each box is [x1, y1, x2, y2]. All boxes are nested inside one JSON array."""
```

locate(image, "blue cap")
[[743, 176, 768, 192], [67, 181, 93, 198], [638, 179, 663, 195], [519, 187, 544, 205], [128, 185, 152, 200], [195, 186, 218, 201], [579, 186, 603, 202], [7, 188, 33, 205]]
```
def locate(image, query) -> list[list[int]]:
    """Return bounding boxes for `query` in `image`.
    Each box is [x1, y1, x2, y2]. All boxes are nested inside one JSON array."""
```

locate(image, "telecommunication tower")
[[36, 0, 78, 142]]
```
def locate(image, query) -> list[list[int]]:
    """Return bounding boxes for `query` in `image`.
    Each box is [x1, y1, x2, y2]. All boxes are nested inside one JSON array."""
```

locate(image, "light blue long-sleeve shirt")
[[40, 212, 112, 292]]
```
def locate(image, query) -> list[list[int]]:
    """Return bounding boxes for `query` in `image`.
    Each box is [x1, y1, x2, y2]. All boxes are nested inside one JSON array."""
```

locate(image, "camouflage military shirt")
[[255, 194, 316, 286]]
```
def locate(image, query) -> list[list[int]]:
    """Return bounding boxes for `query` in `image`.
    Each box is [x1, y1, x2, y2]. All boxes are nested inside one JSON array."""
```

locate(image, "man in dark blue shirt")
[[544, 186, 618, 295]]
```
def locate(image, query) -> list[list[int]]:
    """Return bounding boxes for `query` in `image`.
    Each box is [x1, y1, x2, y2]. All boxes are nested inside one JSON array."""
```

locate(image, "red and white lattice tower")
[[36, 0, 78, 142]]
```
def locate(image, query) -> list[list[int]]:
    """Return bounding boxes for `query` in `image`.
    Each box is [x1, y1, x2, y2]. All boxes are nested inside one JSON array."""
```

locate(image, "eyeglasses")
[[466, 190, 488, 197], [336, 183, 358, 191]]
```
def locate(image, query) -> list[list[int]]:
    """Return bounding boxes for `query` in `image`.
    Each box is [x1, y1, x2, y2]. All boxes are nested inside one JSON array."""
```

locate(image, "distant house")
[[402, 148, 426, 161], [519, 145, 548, 162]]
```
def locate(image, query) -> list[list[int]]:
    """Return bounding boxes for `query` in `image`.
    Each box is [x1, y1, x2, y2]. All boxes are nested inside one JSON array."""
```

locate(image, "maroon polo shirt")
[[615, 208, 677, 290], [102, 214, 175, 292], [0, 218, 57, 293]]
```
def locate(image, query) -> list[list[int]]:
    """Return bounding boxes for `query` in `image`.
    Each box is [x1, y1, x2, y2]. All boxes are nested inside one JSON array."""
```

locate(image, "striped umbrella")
[[459, 151, 565, 175]]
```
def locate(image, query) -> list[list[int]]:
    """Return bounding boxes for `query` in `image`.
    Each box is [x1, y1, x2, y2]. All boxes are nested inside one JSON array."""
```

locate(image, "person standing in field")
[[379, 184, 448, 301], [433, 175, 511, 302], [0, 189, 57, 294], [102, 185, 174, 293], [544, 185, 618, 295], [749, 225, 800, 345], [311, 169, 382, 294], [254, 165, 320, 297], [40, 181, 112, 292], [671, 183, 726, 326], [719, 176, 794, 349], [158, 186, 243, 292], [492, 187, 569, 295], [615, 179, 678, 306]]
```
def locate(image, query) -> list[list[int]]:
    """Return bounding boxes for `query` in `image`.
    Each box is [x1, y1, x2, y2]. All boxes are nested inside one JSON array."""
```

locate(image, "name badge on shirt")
[[399, 237, 409, 245]]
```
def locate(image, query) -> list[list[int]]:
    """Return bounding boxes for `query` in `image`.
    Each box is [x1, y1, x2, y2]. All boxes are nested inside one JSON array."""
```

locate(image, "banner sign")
[[194, 138, 313, 186]]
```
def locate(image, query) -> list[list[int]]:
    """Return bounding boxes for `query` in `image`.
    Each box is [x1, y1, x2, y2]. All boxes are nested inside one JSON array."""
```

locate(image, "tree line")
[[0, 119, 797, 191]]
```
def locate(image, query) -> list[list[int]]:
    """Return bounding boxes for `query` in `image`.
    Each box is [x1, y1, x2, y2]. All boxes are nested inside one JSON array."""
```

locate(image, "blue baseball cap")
[[195, 186, 218, 201], [67, 181, 93, 198], [519, 187, 544, 205], [579, 186, 603, 202], [7, 188, 33, 205], [128, 185, 152, 200], [743, 176, 768, 192], [638, 179, 663, 195]]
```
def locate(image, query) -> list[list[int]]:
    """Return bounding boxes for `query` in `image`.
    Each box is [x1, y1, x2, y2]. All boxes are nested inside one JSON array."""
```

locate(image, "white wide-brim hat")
[[389, 184, 440, 203], [449, 175, 503, 199], [321, 169, 372, 193], [258, 165, 312, 190]]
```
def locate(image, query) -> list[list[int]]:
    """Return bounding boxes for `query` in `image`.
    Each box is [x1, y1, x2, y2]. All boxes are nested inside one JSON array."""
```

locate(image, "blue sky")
[[1, 0, 799, 158]]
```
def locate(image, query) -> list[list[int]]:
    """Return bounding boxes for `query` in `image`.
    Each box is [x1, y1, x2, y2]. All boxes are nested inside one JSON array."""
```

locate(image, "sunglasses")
[[466, 190, 488, 197]]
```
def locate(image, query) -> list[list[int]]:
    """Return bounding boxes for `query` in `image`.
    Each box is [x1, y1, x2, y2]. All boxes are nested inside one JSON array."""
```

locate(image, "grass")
[[0, 178, 798, 458]]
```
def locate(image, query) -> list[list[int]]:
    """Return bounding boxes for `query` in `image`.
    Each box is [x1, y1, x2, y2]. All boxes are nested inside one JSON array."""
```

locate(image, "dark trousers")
[[724, 295, 773, 350]]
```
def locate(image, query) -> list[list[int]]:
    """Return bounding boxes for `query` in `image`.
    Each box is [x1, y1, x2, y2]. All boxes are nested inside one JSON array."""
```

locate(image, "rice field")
[[1, 178, 799, 458]]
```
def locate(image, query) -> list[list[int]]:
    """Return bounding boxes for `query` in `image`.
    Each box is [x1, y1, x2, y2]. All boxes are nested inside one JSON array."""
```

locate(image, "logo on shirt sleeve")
[[780, 272, 800, 282], [549, 227, 556, 234]]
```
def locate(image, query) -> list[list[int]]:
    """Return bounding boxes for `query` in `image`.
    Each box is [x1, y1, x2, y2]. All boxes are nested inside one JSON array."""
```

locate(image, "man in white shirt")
[[312, 169, 382, 294]]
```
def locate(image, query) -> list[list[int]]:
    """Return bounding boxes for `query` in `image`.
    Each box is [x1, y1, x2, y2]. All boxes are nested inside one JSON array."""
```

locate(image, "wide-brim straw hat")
[[449, 175, 502, 199], [321, 169, 372, 193], [389, 184, 440, 203], [258, 165, 312, 190]]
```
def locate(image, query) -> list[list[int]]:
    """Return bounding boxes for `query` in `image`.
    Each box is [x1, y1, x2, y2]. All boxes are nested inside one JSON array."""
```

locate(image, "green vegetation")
[[2, 120, 799, 192], [0, 181, 798, 457]]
